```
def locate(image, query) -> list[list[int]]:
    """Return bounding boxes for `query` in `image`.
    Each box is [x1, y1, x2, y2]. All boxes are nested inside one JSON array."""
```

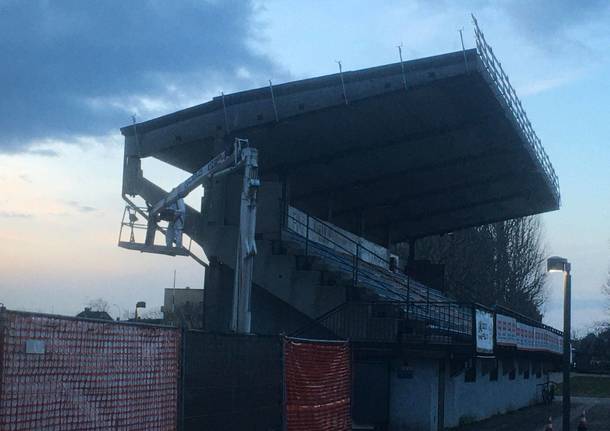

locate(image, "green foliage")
[[575, 328, 610, 358], [556, 375, 610, 398]]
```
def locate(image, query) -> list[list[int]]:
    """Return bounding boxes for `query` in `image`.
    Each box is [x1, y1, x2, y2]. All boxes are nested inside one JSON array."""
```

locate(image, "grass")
[[555, 375, 610, 398]]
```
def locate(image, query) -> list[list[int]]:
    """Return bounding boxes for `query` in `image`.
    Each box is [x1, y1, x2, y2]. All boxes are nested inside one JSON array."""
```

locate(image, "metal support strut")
[[231, 147, 259, 333], [119, 138, 259, 334]]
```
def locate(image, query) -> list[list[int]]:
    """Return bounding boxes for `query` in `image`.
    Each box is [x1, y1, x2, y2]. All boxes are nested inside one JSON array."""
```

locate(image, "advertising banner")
[[496, 314, 517, 346], [475, 309, 494, 354], [496, 314, 562, 354]]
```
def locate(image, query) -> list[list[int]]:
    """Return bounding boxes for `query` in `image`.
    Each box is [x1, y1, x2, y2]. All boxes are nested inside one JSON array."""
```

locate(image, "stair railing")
[[284, 207, 397, 295], [282, 207, 488, 337], [284, 209, 441, 323], [294, 300, 475, 344]]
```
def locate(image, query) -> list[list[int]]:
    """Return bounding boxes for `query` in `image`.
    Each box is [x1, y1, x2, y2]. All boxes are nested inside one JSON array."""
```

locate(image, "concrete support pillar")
[[280, 174, 290, 228], [327, 194, 334, 223], [437, 359, 446, 431], [359, 212, 366, 237], [385, 225, 392, 249], [407, 238, 417, 272], [203, 257, 234, 332]]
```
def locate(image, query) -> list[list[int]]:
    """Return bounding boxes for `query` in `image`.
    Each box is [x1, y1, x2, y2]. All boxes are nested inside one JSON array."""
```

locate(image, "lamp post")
[[112, 304, 122, 321], [547, 256, 571, 430]]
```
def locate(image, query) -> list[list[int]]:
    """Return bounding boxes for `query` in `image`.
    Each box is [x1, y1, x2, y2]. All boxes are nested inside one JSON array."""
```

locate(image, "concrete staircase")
[[130, 177, 470, 340]]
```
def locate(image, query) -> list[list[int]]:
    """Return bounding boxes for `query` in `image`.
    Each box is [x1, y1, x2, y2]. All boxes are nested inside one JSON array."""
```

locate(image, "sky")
[[0, 0, 608, 331]]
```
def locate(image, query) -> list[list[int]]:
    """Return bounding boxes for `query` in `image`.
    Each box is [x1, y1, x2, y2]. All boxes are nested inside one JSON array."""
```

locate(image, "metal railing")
[[284, 207, 449, 302], [283, 207, 477, 342], [118, 197, 207, 267], [283, 208, 563, 349], [285, 206, 391, 269], [472, 14, 560, 203], [284, 207, 408, 294], [302, 301, 473, 345]]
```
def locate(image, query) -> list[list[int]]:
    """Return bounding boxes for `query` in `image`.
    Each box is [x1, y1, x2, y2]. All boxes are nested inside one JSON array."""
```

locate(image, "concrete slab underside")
[[122, 49, 559, 244]]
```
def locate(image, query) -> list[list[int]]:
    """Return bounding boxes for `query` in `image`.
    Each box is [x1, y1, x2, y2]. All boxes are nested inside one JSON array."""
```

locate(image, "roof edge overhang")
[[120, 49, 479, 137]]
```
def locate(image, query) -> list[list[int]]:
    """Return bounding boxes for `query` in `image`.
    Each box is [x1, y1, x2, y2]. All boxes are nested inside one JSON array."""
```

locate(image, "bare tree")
[[87, 298, 110, 313], [398, 216, 547, 320], [602, 262, 610, 321]]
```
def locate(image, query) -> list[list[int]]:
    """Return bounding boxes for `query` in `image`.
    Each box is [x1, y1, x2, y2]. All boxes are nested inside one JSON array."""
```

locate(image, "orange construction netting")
[[283, 337, 351, 431], [0, 310, 180, 431]]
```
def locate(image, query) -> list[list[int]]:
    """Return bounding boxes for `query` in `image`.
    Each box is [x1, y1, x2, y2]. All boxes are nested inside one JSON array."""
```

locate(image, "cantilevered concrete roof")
[[122, 48, 560, 244]]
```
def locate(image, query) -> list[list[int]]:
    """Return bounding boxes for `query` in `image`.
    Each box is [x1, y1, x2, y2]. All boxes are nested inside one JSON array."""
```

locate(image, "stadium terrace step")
[[281, 217, 474, 344], [281, 228, 450, 304]]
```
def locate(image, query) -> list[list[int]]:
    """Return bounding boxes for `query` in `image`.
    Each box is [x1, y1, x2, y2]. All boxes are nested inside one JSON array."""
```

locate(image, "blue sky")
[[0, 0, 608, 331]]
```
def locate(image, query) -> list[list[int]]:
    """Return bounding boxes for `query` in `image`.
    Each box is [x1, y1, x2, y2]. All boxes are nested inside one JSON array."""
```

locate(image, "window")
[[465, 359, 476, 383], [450, 359, 465, 377], [519, 359, 530, 378], [490, 360, 499, 382], [502, 357, 515, 378]]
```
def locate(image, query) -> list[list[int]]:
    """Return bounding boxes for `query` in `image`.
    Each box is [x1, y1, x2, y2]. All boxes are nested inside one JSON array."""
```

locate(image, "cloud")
[[65, 200, 97, 213], [518, 71, 583, 96], [495, 0, 610, 47], [0, 0, 283, 154], [0, 211, 33, 219], [25, 148, 60, 157]]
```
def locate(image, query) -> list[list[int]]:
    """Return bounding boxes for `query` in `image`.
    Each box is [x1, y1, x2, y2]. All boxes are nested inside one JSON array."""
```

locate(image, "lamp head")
[[547, 256, 570, 273]]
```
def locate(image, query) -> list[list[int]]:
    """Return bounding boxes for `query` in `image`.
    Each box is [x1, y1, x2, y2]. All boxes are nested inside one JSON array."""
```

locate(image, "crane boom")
[[121, 138, 259, 333], [149, 138, 249, 217]]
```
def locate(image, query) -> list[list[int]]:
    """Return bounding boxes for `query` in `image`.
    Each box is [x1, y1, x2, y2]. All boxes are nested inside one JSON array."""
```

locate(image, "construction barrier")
[[0, 309, 180, 431], [283, 337, 351, 431]]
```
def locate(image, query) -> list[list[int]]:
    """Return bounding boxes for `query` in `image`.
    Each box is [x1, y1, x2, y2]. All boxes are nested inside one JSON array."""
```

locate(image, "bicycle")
[[537, 381, 557, 405]]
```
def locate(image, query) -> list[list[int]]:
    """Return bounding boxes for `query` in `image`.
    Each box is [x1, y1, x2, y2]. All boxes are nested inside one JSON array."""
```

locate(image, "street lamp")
[[547, 256, 571, 431], [112, 303, 122, 321]]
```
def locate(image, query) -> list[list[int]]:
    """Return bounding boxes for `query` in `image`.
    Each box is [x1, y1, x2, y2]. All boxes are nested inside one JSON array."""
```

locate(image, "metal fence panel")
[[181, 331, 282, 431]]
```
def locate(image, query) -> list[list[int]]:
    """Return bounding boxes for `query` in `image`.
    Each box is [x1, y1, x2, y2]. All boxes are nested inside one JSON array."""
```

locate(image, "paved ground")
[[567, 397, 610, 429], [452, 397, 610, 430]]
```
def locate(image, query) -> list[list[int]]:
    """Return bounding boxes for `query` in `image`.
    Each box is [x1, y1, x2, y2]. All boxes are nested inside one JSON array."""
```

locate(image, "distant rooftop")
[[76, 307, 113, 321]]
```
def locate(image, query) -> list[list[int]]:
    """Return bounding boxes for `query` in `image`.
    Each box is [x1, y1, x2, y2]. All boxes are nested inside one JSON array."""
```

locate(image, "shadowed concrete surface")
[[452, 397, 610, 430], [119, 44, 564, 430], [122, 49, 560, 245]]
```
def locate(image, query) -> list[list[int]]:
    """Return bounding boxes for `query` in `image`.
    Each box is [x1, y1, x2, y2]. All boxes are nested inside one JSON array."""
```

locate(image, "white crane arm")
[[150, 139, 250, 215]]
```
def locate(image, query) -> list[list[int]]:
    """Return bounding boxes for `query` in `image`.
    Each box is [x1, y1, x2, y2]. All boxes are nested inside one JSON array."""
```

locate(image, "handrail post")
[[305, 215, 310, 257], [354, 244, 360, 288], [426, 286, 430, 322], [471, 304, 477, 351]]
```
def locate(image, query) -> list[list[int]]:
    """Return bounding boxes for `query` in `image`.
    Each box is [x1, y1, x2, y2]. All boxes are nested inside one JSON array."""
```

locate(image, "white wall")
[[386, 357, 547, 430], [443, 358, 545, 428], [388, 359, 438, 431]]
